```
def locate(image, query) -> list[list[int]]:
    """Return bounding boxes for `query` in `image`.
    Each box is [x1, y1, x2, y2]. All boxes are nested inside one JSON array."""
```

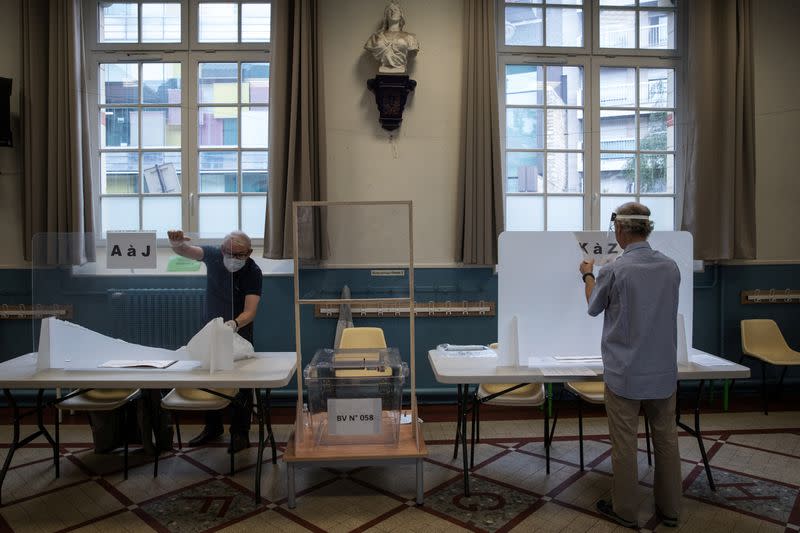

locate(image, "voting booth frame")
[[283, 201, 427, 508]]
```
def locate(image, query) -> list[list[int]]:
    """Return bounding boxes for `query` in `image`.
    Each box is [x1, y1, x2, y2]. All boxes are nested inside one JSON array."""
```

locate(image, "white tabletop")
[[428, 349, 750, 384], [0, 352, 297, 389]]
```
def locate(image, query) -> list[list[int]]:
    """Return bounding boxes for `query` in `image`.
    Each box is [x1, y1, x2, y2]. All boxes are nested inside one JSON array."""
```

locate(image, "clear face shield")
[[606, 212, 652, 241]]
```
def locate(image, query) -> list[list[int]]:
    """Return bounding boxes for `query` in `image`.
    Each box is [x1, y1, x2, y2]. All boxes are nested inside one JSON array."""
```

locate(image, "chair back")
[[741, 319, 791, 356], [339, 327, 387, 349]]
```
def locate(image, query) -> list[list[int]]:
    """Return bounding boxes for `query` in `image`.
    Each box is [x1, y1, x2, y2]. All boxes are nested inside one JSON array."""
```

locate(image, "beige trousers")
[[605, 385, 682, 522]]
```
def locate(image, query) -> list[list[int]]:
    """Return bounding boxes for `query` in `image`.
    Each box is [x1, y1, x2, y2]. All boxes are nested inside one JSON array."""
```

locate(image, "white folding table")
[[428, 349, 750, 497], [0, 351, 296, 504]]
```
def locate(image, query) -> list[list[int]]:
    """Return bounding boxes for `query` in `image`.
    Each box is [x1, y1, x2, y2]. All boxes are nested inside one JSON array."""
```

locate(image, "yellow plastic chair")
[[336, 327, 391, 377], [460, 343, 550, 472], [563, 381, 651, 471], [56, 389, 141, 479], [740, 319, 800, 414]]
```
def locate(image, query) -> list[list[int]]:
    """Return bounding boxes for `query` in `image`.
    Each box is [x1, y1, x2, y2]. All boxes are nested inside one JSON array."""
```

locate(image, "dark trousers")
[[205, 389, 253, 435]]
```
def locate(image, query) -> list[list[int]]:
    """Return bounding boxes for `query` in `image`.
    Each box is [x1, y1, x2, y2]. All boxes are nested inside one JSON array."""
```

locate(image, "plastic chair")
[[156, 388, 237, 476], [55, 389, 141, 479], [563, 382, 651, 471], [459, 343, 550, 472], [740, 319, 800, 414], [339, 327, 387, 349]]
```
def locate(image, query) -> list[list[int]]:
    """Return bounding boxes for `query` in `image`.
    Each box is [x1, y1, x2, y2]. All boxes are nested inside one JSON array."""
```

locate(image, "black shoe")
[[596, 500, 638, 529], [188, 426, 224, 447], [227, 432, 251, 454], [655, 506, 678, 527]]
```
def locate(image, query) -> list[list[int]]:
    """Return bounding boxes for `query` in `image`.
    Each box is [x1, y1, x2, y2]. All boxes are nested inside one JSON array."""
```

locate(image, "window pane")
[[141, 3, 181, 43], [599, 10, 635, 48], [600, 67, 636, 107], [101, 152, 139, 194], [546, 0, 582, 5], [199, 3, 238, 42], [100, 64, 138, 104], [142, 196, 181, 237], [199, 63, 239, 104], [142, 152, 181, 194], [640, 11, 675, 49], [199, 151, 238, 192], [600, 109, 636, 148], [640, 154, 674, 193], [506, 65, 543, 105], [639, 68, 675, 108], [640, 0, 677, 7], [547, 196, 583, 230], [547, 109, 583, 150], [99, 3, 138, 43], [547, 152, 583, 193], [142, 63, 181, 104], [505, 7, 543, 46], [639, 111, 674, 151], [506, 108, 544, 149], [141, 108, 181, 148], [600, 0, 636, 5], [506, 196, 544, 231], [198, 107, 238, 147], [546, 66, 583, 106], [242, 151, 268, 192], [641, 196, 674, 230], [101, 108, 139, 148], [545, 8, 583, 47], [242, 3, 271, 42], [507, 152, 544, 193], [102, 197, 140, 235], [242, 63, 270, 104], [600, 196, 631, 228], [600, 153, 635, 193], [199, 196, 238, 237], [241, 107, 269, 148], [241, 196, 267, 238]]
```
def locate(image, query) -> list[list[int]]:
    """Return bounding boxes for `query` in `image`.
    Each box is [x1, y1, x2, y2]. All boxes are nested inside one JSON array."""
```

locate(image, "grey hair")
[[224, 231, 252, 250], [615, 202, 654, 238]]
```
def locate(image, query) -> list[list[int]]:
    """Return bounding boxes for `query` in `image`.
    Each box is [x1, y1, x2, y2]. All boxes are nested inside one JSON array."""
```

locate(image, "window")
[[499, 0, 680, 231], [87, 0, 271, 239]]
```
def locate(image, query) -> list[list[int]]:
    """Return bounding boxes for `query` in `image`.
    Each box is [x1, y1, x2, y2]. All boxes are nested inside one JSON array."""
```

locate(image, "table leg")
[[460, 384, 470, 497], [543, 387, 550, 475], [287, 462, 296, 509], [0, 389, 21, 505], [416, 458, 424, 505], [264, 389, 277, 464], [452, 384, 462, 460], [676, 380, 715, 491], [254, 388, 265, 503], [723, 379, 730, 412]]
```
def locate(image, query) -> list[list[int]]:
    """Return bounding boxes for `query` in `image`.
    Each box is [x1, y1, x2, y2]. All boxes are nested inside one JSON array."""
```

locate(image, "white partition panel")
[[497, 231, 693, 366]]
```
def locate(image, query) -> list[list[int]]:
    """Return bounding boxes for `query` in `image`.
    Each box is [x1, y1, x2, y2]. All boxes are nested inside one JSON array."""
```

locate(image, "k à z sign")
[[327, 398, 382, 436], [106, 231, 157, 269]]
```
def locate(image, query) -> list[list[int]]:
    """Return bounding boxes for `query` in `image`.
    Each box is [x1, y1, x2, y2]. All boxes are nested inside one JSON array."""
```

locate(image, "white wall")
[[0, 0, 25, 267], [318, 0, 464, 266], [753, 0, 800, 260]]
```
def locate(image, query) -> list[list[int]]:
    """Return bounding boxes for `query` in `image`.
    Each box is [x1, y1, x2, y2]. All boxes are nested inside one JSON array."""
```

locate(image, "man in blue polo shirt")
[[579, 202, 682, 529], [168, 229, 262, 453]]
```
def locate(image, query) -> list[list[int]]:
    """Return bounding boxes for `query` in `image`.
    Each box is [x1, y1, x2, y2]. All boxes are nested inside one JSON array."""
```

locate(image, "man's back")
[[589, 241, 681, 400]]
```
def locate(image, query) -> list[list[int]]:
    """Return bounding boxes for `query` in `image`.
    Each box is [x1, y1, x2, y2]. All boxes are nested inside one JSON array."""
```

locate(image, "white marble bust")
[[364, 0, 420, 74]]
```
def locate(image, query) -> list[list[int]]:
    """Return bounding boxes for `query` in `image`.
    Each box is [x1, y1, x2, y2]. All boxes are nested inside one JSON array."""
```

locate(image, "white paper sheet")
[[690, 354, 735, 367], [539, 367, 596, 377], [99, 360, 177, 369]]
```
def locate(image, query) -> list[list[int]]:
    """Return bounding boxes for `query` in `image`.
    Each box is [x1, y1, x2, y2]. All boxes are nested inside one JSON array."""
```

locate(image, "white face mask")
[[223, 256, 246, 272]]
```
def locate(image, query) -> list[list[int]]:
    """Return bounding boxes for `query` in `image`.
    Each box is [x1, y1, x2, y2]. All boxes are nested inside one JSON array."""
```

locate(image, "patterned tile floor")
[[2, 410, 800, 532]]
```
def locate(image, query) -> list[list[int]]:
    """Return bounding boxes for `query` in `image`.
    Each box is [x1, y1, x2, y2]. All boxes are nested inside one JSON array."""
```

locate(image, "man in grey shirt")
[[579, 202, 682, 529]]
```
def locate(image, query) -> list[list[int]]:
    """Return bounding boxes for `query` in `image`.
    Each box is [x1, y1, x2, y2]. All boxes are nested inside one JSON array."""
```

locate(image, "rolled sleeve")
[[587, 266, 614, 317]]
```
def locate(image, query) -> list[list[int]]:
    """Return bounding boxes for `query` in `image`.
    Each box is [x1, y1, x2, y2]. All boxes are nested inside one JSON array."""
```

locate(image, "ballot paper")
[[553, 355, 603, 362], [100, 360, 177, 369], [689, 354, 735, 367], [436, 344, 496, 358], [539, 367, 596, 377]]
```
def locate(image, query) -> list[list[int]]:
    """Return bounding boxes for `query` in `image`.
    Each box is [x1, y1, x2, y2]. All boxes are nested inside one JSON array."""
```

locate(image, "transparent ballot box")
[[303, 348, 408, 446]]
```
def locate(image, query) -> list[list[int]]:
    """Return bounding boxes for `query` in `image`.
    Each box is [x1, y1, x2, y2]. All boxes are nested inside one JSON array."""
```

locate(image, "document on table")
[[538, 367, 597, 377], [690, 354, 734, 367], [99, 360, 177, 369], [553, 355, 602, 363]]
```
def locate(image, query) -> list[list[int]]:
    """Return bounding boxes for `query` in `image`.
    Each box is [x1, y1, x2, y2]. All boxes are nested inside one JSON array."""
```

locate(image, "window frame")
[[85, 0, 272, 242], [497, 0, 683, 231]]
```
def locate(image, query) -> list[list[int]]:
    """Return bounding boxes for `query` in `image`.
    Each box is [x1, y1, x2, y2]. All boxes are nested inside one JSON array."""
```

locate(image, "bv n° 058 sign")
[[327, 398, 382, 436]]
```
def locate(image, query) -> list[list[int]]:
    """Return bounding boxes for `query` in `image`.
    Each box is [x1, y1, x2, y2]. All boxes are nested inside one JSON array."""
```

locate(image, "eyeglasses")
[[220, 247, 251, 260]]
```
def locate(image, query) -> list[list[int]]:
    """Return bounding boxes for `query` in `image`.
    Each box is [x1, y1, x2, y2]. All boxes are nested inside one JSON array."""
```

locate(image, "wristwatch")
[[582, 272, 595, 283]]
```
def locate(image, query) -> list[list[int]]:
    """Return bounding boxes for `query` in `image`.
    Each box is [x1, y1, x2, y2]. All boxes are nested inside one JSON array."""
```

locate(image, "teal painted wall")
[[1, 265, 798, 402]]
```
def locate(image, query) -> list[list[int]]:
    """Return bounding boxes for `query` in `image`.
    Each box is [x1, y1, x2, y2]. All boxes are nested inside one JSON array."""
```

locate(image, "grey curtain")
[[456, 0, 504, 265], [264, 0, 325, 260], [21, 0, 95, 264], [680, 0, 756, 260]]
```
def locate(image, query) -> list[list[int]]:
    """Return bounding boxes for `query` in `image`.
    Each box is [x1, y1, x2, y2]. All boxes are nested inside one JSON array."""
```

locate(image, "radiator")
[[108, 288, 206, 349]]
